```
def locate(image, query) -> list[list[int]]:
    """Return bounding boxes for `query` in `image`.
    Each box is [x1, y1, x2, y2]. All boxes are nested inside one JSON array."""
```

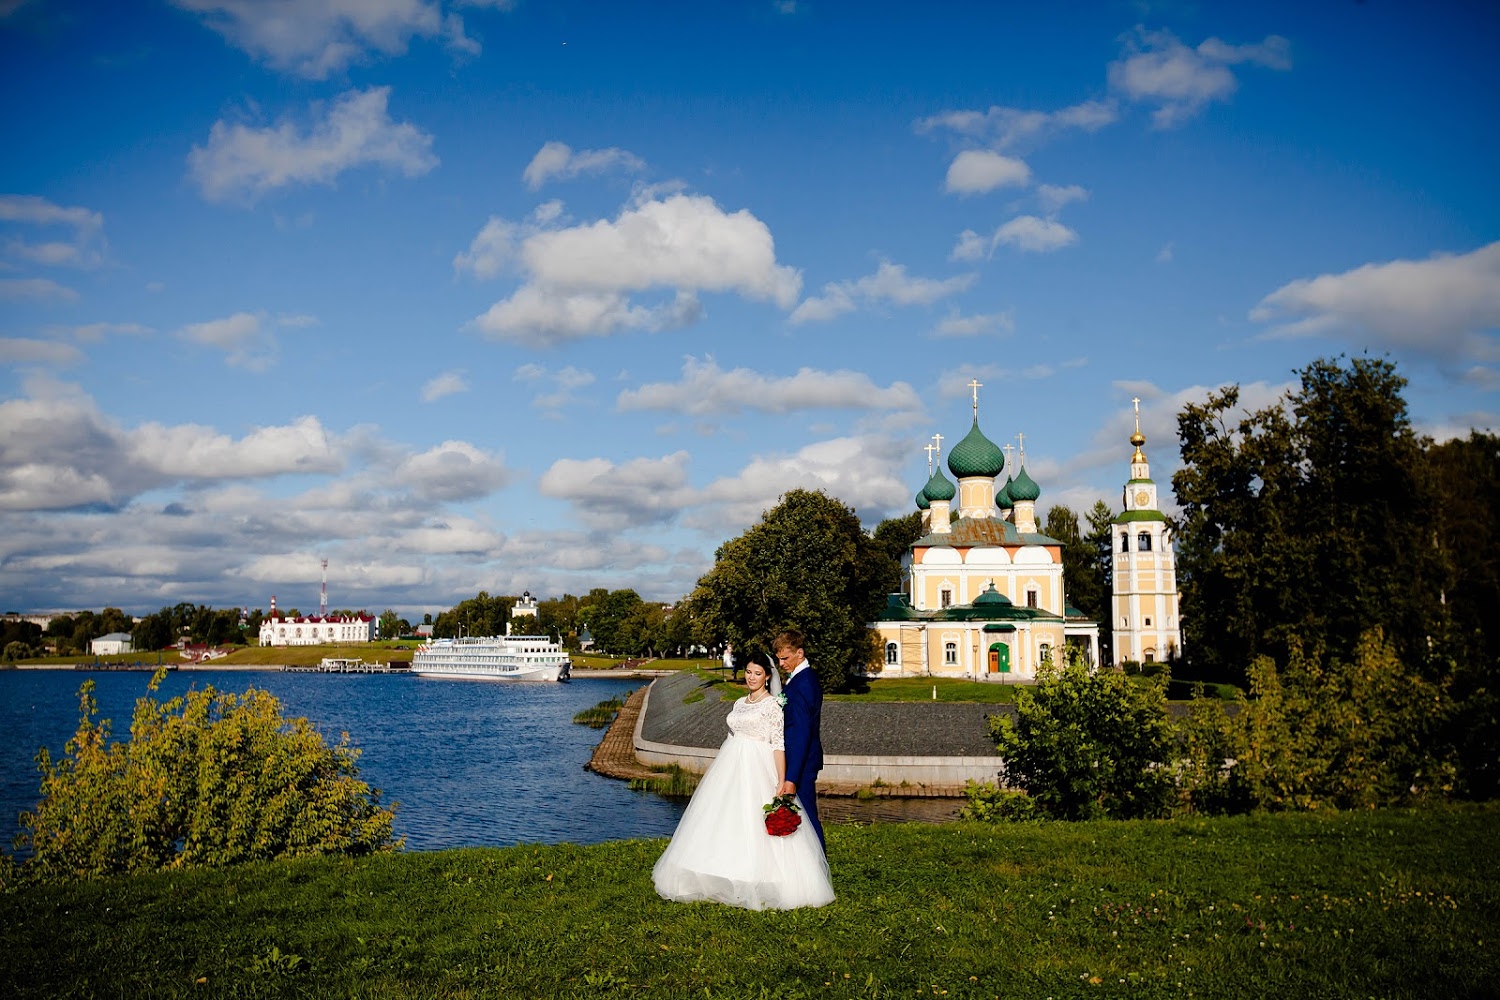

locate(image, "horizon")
[[2, 1, 1496, 617]]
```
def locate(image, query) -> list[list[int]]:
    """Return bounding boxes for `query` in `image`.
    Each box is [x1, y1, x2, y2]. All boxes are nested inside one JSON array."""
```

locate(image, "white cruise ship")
[[410, 635, 570, 682]]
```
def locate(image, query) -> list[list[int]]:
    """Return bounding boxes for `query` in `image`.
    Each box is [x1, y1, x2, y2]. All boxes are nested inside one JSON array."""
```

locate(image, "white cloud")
[[170, 0, 490, 78], [0, 277, 78, 301], [617, 356, 923, 417], [993, 215, 1078, 253], [453, 201, 563, 279], [0, 194, 102, 230], [949, 229, 988, 263], [136, 415, 342, 480], [538, 451, 693, 531], [522, 141, 646, 190], [421, 370, 469, 401], [1109, 28, 1292, 128], [1250, 241, 1500, 373], [916, 100, 1118, 149], [394, 440, 510, 502], [510, 363, 597, 411], [790, 261, 975, 324], [468, 191, 799, 346], [932, 309, 1015, 338], [177, 311, 314, 371], [943, 150, 1031, 195], [1036, 184, 1088, 213], [1156, 241, 1175, 263], [58, 322, 154, 341], [188, 87, 438, 203], [0, 338, 84, 366]]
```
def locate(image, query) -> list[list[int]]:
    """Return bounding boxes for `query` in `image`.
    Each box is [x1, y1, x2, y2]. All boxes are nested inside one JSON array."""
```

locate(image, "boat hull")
[[410, 635, 571, 683], [410, 663, 564, 682]]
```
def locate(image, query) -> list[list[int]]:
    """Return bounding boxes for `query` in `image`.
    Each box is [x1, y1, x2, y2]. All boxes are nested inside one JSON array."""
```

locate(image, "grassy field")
[[2, 805, 1494, 999]]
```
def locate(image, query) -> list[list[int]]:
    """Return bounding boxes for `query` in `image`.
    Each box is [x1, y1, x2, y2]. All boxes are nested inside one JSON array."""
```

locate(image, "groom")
[[775, 629, 825, 849]]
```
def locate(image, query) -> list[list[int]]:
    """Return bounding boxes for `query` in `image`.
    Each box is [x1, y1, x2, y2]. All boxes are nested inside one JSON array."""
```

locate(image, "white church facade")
[[870, 387, 1179, 679], [258, 596, 375, 647], [1111, 402, 1183, 664]]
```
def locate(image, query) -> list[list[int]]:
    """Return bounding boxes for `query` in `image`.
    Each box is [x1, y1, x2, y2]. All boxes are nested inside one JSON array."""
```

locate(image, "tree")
[[1045, 504, 1107, 623], [378, 609, 402, 640], [1084, 500, 1116, 666], [131, 610, 174, 652], [688, 489, 885, 691], [870, 510, 924, 599]]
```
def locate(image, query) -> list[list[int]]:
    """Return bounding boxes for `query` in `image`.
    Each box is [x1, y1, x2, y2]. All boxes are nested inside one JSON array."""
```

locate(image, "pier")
[[283, 658, 407, 674]]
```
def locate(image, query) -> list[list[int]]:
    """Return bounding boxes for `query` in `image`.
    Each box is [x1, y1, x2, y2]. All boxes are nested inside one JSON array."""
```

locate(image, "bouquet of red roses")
[[763, 792, 802, 837]]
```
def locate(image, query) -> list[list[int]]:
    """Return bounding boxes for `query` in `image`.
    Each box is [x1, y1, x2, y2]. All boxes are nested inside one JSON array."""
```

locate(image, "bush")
[[990, 661, 1176, 820], [958, 782, 1042, 822], [15, 671, 399, 883]]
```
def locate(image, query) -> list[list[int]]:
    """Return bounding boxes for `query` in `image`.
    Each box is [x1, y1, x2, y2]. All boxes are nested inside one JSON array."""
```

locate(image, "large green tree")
[[688, 489, 885, 691]]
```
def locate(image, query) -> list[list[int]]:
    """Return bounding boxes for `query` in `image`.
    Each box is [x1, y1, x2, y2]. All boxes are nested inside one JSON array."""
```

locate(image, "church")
[[869, 387, 1180, 679]]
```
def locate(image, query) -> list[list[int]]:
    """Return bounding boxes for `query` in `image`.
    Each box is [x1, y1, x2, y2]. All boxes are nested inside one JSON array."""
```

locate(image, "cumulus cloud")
[[916, 99, 1118, 149], [421, 370, 468, 402], [1036, 184, 1088, 213], [178, 311, 295, 371], [944, 150, 1031, 196], [993, 215, 1079, 253], [522, 141, 646, 189], [932, 309, 1015, 338], [0, 338, 85, 366], [467, 191, 799, 346], [617, 356, 923, 417], [1109, 27, 1291, 128], [512, 363, 597, 411], [188, 87, 438, 203], [538, 451, 693, 531], [0, 277, 78, 301], [790, 261, 975, 324], [1250, 241, 1500, 381], [170, 0, 489, 78], [394, 440, 511, 502]]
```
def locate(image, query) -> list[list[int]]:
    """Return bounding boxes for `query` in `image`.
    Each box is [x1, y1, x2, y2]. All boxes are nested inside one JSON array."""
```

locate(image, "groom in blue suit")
[[775, 629, 825, 849]]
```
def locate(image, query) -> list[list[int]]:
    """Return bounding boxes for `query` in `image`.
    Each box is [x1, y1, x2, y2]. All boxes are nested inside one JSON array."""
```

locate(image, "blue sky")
[[2, 0, 1497, 618]]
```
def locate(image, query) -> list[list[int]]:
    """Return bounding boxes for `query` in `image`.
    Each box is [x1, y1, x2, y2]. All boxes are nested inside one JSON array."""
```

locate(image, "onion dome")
[[1008, 465, 1041, 502], [915, 487, 930, 510], [947, 421, 1005, 479], [1131, 427, 1147, 465], [995, 475, 1014, 510], [923, 467, 956, 502]]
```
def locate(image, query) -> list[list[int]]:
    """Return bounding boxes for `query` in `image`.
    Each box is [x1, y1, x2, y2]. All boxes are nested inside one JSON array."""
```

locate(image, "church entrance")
[[987, 642, 1010, 674]]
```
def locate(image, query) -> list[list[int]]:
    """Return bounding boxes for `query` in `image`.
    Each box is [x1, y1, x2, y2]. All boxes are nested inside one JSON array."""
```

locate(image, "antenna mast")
[[319, 558, 328, 618]]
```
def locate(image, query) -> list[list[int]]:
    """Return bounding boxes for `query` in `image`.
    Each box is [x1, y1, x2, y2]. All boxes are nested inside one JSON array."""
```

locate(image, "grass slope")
[[3, 806, 1495, 999]]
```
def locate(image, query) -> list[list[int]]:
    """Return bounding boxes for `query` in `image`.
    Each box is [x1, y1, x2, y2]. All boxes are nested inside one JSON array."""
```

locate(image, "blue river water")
[[0, 669, 685, 853]]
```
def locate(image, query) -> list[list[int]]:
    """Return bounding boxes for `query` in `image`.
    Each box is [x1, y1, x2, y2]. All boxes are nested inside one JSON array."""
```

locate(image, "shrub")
[[958, 781, 1041, 822], [15, 671, 399, 883], [990, 661, 1176, 820]]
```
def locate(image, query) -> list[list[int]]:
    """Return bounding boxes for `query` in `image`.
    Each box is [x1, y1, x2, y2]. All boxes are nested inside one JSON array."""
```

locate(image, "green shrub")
[[957, 781, 1041, 822], [990, 662, 1176, 820], [15, 671, 399, 883]]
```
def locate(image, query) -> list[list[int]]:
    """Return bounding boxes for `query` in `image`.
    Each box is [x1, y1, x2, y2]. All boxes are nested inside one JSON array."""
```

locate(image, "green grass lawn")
[[3, 805, 1494, 999]]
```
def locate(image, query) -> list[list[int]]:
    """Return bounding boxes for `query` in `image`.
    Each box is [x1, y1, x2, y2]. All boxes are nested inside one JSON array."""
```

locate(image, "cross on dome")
[[968, 379, 983, 420], [924, 440, 938, 475]]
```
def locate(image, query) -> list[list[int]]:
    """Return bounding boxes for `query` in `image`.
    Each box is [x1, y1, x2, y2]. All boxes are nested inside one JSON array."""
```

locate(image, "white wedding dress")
[[652, 694, 835, 910]]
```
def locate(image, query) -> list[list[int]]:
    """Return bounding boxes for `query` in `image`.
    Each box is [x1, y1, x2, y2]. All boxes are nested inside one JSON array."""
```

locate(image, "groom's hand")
[[779, 780, 796, 796]]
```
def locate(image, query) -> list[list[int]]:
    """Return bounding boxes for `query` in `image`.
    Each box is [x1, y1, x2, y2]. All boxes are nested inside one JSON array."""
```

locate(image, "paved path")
[[585, 687, 658, 781]]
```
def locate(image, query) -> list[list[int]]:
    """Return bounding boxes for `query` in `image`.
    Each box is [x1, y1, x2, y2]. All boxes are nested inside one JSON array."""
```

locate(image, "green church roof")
[[915, 487, 930, 510], [922, 467, 956, 502], [947, 420, 1005, 478], [995, 475, 1014, 509], [1008, 465, 1041, 502]]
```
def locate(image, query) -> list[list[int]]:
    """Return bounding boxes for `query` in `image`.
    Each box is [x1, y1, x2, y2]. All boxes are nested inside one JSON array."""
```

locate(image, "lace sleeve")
[[768, 700, 785, 752]]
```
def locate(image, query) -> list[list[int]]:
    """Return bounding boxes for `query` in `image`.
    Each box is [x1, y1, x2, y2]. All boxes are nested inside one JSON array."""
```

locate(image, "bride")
[[652, 658, 835, 910]]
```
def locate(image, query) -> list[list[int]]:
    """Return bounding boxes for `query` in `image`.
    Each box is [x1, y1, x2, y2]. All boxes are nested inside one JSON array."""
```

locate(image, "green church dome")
[[923, 468, 956, 502], [973, 582, 1012, 606], [995, 475, 1014, 510], [947, 420, 1005, 478], [1008, 465, 1041, 502], [915, 487, 930, 510]]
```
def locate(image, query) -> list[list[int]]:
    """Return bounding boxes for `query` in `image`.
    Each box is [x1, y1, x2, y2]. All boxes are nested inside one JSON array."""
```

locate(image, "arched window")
[[1144, 648, 1156, 663], [944, 642, 958, 665], [1026, 588, 1039, 608], [1144, 617, 1152, 627], [885, 642, 899, 665], [1121, 532, 1130, 552], [940, 587, 953, 608], [1039, 643, 1052, 665], [1120, 616, 1128, 629], [1137, 532, 1153, 552]]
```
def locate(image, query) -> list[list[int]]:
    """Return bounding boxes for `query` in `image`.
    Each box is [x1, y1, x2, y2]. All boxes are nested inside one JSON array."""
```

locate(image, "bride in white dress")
[[652, 659, 835, 910]]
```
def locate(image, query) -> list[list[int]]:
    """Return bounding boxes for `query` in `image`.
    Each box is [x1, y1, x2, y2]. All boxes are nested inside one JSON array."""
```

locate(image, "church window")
[[1144, 617, 1152, 627], [1120, 533, 1130, 552], [1144, 648, 1156, 663], [1039, 643, 1052, 665], [940, 587, 953, 608], [1121, 616, 1128, 629], [1026, 588, 1038, 608], [1138, 532, 1153, 552], [944, 642, 957, 665], [885, 642, 899, 666]]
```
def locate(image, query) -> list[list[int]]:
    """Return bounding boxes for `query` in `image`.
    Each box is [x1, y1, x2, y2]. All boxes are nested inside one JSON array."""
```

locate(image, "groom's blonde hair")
[[772, 630, 804, 654]]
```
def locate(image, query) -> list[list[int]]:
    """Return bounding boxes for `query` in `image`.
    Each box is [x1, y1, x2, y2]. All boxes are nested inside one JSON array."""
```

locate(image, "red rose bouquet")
[[763, 792, 801, 837]]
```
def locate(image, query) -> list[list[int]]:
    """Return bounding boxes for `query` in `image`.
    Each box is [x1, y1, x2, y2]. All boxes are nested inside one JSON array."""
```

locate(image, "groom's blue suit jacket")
[[783, 665, 824, 790]]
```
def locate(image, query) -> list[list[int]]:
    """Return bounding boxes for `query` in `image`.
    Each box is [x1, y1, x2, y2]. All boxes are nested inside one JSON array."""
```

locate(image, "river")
[[0, 668, 684, 853]]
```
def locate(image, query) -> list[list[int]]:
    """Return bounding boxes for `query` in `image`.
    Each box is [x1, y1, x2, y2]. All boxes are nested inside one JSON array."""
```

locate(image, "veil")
[[766, 654, 782, 696]]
